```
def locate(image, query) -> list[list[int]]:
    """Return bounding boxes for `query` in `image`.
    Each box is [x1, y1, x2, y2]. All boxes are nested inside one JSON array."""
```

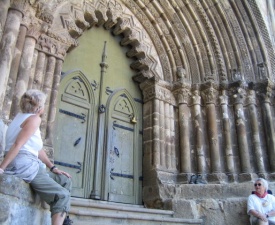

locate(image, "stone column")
[[164, 102, 171, 169], [201, 85, 221, 173], [0, 4, 24, 111], [191, 89, 206, 175], [219, 90, 235, 181], [28, 49, 39, 89], [159, 100, 165, 168], [45, 58, 63, 146], [169, 103, 176, 170], [32, 51, 46, 90], [177, 88, 191, 175], [247, 89, 265, 175], [11, 27, 39, 116], [153, 98, 161, 167], [3, 24, 27, 119], [143, 99, 154, 171], [41, 56, 56, 139], [0, 0, 10, 42], [261, 85, 275, 174], [233, 86, 252, 181]]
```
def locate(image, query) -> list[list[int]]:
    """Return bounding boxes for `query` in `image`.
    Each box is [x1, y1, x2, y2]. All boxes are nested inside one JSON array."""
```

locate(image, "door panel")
[[108, 119, 135, 203], [54, 73, 94, 198], [105, 91, 141, 204]]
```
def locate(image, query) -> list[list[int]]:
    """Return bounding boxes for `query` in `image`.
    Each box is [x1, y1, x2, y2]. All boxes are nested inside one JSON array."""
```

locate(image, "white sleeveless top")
[[5, 113, 43, 157]]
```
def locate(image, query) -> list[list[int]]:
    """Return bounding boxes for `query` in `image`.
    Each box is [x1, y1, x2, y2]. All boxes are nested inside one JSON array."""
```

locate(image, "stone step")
[[69, 197, 203, 225]]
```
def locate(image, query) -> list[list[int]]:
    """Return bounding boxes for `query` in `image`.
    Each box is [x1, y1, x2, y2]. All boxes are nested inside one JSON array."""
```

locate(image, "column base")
[[207, 173, 228, 184], [267, 173, 275, 181], [238, 173, 258, 182], [177, 173, 193, 184]]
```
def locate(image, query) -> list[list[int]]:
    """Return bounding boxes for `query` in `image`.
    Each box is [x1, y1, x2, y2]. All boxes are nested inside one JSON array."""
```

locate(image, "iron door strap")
[[59, 109, 86, 123], [54, 160, 82, 173], [110, 168, 133, 180]]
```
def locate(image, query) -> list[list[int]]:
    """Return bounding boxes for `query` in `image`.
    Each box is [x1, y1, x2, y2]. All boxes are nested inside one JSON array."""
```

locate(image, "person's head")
[[20, 89, 47, 114], [254, 178, 268, 194]]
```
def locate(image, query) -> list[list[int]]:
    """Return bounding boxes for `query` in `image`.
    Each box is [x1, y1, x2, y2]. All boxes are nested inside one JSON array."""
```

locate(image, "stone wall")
[[0, 119, 7, 159]]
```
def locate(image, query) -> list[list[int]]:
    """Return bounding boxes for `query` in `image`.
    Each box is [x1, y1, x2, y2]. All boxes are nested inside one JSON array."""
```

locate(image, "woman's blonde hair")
[[20, 89, 47, 113]]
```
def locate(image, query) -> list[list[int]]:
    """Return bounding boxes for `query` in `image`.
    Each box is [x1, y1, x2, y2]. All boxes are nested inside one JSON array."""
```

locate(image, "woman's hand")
[[51, 167, 71, 178], [258, 212, 268, 222]]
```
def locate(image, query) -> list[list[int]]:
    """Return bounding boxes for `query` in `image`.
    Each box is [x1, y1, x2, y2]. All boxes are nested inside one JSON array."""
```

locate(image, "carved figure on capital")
[[246, 89, 257, 105], [257, 62, 267, 80], [191, 89, 201, 105], [176, 66, 188, 82], [230, 68, 244, 82], [37, 34, 53, 52], [219, 90, 229, 105], [232, 87, 246, 105], [260, 84, 274, 104]]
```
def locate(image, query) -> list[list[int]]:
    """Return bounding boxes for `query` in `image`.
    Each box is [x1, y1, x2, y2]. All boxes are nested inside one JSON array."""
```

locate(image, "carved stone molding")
[[143, 84, 175, 105]]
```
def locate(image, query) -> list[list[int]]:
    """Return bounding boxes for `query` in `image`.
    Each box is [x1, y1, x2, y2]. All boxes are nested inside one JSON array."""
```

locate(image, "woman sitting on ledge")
[[0, 89, 72, 225], [247, 178, 275, 225]]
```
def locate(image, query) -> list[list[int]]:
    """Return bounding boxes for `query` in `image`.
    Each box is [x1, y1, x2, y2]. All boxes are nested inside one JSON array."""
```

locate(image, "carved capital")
[[26, 19, 43, 40], [232, 87, 246, 105], [35, 1, 54, 24], [143, 84, 175, 105], [36, 34, 70, 59], [201, 86, 218, 105], [10, 0, 27, 16], [176, 87, 191, 105]]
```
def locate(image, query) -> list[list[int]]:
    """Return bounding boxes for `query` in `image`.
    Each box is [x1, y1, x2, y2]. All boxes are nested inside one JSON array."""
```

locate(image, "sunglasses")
[[254, 183, 262, 187]]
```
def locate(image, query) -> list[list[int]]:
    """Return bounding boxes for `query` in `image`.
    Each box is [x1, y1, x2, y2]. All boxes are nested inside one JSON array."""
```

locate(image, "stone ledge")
[[0, 174, 35, 202], [0, 174, 50, 225]]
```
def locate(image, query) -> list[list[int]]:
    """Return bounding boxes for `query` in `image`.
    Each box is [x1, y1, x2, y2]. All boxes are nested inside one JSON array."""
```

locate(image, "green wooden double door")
[[53, 27, 143, 205], [53, 69, 143, 205]]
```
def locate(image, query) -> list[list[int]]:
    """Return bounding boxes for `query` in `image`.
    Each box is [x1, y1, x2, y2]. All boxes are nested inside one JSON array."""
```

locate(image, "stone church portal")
[[0, 0, 275, 224]]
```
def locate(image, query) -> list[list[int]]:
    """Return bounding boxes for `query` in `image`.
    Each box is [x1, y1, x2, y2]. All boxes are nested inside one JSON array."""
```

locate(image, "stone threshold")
[[69, 197, 203, 225]]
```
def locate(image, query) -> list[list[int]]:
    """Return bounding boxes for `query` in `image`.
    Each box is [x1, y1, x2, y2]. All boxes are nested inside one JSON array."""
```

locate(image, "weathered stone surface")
[[0, 174, 51, 225], [0, 197, 9, 223], [0, 119, 7, 158]]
